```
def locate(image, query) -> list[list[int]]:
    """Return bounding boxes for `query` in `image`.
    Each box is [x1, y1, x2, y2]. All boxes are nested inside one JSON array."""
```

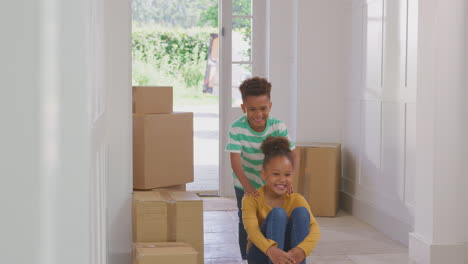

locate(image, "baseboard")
[[409, 233, 432, 263], [409, 233, 468, 264], [340, 191, 412, 246]]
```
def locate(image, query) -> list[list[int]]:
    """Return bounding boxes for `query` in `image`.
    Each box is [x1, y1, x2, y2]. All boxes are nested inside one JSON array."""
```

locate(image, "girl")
[[242, 136, 320, 264]]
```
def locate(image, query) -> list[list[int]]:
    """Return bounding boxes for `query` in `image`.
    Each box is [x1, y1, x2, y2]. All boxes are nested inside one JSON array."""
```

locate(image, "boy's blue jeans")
[[247, 207, 310, 264], [235, 187, 248, 259]]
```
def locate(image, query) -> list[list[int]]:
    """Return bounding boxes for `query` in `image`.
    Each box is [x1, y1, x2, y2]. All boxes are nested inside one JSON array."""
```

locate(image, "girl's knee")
[[291, 207, 310, 220], [270, 207, 288, 220]]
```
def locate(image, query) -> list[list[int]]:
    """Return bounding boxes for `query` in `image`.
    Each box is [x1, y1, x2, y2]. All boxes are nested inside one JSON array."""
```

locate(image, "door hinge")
[[221, 27, 225, 37]]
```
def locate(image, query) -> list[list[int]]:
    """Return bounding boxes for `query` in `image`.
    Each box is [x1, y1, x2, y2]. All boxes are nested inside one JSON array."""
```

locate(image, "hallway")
[[3, 0, 468, 263]]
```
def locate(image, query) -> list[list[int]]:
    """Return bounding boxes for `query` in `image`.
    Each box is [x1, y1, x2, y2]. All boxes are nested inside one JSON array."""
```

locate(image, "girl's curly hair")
[[261, 136, 294, 168]]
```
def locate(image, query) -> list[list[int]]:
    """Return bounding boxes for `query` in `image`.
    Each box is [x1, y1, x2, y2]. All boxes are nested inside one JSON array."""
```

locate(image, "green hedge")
[[132, 26, 216, 89]]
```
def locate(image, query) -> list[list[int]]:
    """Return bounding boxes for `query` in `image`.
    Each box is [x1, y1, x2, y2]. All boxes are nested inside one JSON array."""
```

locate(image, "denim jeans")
[[247, 207, 310, 264], [235, 187, 248, 260]]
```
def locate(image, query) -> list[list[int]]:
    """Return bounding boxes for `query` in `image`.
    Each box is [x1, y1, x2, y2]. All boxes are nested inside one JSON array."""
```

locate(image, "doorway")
[[218, 0, 267, 196], [131, 0, 265, 196], [131, 0, 220, 194]]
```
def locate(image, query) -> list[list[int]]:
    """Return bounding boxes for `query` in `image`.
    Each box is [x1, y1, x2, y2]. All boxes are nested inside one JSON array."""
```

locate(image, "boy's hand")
[[231, 152, 259, 197], [243, 183, 259, 197], [267, 246, 296, 264], [287, 183, 294, 194], [287, 247, 305, 263]]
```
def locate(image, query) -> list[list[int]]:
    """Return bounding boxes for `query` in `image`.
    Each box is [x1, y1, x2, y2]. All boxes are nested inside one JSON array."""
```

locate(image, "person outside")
[[242, 136, 320, 264], [226, 76, 297, 261]]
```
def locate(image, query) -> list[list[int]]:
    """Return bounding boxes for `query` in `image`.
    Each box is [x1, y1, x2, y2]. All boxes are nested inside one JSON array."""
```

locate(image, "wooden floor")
[[202, 197, 415, 264]]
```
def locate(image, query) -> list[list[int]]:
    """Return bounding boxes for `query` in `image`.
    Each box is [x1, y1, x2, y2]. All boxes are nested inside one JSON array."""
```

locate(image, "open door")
[[218, 0, 267, 197]]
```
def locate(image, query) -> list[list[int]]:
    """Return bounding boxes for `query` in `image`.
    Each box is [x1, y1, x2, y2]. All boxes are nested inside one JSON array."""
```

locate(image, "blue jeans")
[[247, 207, 310, 264], [235, 187, 248, 259]]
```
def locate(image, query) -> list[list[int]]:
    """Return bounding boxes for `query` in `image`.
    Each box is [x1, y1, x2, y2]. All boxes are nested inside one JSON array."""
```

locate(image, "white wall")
[[267, 0, 348, 145], [1, 0, 94, 262], [341, 0, 418, 245], [103, 0, 133, 263], [409, 0, 468, 262], [0, 1, 41, 263], [0, 1, 132, 263], [267, 0, 298, 140], [296, 0, 349, 144], [270, 0, 416, 246]]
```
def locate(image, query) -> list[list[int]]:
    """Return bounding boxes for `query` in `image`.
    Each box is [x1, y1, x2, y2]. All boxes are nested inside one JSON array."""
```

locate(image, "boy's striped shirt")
[[226, 115, 295, 190]]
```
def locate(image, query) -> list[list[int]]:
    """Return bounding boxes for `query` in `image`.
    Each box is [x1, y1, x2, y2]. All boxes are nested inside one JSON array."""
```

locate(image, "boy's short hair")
[[239, 76, 271, 100]]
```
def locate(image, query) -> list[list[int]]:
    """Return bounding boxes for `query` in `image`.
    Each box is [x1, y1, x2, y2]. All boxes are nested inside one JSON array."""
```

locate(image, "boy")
[[226, 76, 297, 261]]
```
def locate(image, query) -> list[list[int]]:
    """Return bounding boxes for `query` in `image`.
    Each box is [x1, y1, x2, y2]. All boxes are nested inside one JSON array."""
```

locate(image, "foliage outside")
[[131, 0, 251, 105], [132, 0, 218, 27], [132, 0, 219, 105], [132, 25, 218, 105]]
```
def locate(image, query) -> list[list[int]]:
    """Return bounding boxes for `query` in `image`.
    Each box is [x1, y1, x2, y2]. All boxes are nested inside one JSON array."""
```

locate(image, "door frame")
[[218, 0, 267, 197]]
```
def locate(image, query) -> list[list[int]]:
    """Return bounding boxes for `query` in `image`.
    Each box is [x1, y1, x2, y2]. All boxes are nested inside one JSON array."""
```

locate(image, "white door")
[[219, 0, 267, 197]]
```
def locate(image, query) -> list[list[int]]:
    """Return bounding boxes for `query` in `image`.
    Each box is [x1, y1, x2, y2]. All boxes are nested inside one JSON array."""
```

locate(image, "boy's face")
[[241, 95, 272, 132]]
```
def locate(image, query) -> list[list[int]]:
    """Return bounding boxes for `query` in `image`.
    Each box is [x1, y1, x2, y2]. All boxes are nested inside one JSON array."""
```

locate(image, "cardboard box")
[[132, 242, 197, 264], [133, 112, 194, 189], [295, 143, 341, 217], [132, 191, 168, 243], [292, 146, 305, 193], [153, 184, 186, 192], [132, 86, 173, 114], [169, 191, 204, 264], [132, 190, 204, 264]]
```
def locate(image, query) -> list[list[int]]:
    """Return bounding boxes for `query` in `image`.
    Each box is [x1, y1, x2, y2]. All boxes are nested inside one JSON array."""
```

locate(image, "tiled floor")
[[202, 197, 415, 264]]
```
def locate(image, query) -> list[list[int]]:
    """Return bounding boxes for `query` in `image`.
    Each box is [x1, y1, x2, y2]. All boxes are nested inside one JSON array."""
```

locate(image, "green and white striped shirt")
[[226, 115, 295, 190]]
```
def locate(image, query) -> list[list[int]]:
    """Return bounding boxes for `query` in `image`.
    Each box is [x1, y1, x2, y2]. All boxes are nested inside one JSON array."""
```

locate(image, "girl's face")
[[261, 156, 293, 197], [241, 95, 272, 133]]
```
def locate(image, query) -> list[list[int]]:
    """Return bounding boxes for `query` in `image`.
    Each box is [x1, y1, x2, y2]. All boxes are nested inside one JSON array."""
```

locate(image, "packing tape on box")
[[133, 242, 190, 249]]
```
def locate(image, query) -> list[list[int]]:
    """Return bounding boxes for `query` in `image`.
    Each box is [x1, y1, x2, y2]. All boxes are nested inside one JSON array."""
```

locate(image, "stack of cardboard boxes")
[[293, 143, 341, 217], [133, 86, 193, 190], [132, 86, 204, 264]]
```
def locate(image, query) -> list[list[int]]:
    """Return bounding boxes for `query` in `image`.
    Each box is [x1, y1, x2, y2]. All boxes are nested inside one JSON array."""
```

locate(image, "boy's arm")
[[230, 152, 259, 197], [292, 148, 298, 168]]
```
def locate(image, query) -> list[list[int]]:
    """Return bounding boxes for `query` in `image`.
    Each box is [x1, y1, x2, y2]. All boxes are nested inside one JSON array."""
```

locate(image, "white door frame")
[[218, 0, 267, 197]]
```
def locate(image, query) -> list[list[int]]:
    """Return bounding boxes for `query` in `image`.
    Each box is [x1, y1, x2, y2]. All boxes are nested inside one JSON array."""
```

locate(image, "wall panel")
[[404, 103, 416, 208], [364, 0, 384, 99], [343, 100, 362, 183], [359, 100, 381, 188], [380, 102, 405, 199], [342, 0, 417, 245]]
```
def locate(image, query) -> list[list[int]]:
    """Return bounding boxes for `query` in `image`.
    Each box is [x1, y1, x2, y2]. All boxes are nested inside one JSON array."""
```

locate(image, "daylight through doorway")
[[132, 0, 220, 193]]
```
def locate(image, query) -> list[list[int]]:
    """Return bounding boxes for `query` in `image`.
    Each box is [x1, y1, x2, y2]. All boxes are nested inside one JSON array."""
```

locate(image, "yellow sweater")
[[242, 186, 320, 256]]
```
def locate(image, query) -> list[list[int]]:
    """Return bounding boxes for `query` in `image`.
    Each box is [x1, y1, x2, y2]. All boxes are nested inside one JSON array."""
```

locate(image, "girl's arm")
[[242, 195, 277, 253]]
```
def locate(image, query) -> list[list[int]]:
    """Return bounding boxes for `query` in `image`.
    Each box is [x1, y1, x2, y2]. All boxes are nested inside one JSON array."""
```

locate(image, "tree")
[[198, 0, 218, 27], [132, 0, 217, 27]]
